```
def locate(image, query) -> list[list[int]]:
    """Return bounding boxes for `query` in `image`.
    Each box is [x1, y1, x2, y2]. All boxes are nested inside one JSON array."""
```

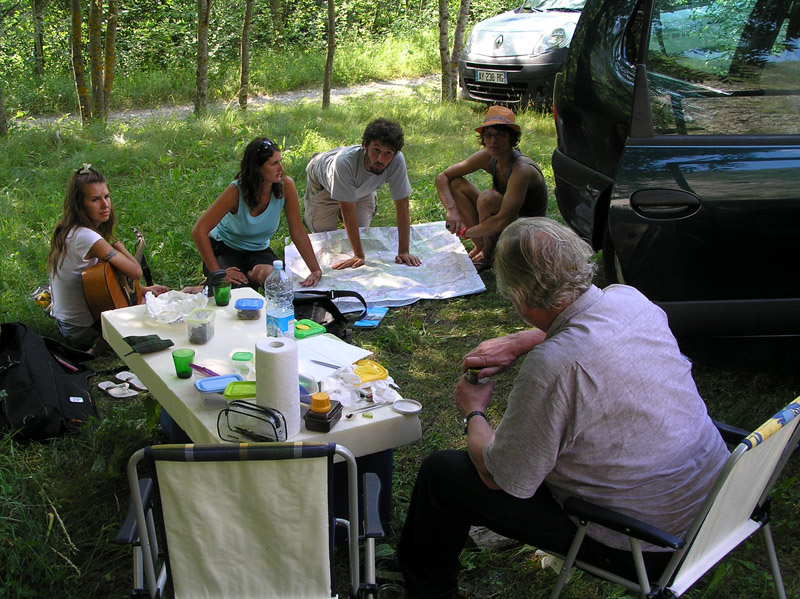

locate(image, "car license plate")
[[476, 70, 507, 84]]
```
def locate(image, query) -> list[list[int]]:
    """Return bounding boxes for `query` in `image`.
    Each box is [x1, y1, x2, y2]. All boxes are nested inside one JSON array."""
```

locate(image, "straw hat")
[[475, 106, 520, 133]]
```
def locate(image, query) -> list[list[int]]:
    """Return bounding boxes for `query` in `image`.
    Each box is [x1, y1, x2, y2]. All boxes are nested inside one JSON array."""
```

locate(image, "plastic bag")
[[145, 290, 207, 324]]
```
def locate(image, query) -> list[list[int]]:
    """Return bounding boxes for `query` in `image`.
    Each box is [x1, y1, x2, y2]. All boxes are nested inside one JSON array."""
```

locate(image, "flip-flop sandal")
[[98, 381, 138, 399], [116, 370, 148, 391]]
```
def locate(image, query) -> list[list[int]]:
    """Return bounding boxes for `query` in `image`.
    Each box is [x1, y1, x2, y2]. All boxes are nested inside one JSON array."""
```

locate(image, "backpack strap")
[[326, 290, 368, 322]]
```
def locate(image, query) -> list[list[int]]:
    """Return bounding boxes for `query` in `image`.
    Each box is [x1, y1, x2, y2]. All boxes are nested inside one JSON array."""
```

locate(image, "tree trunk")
[[438, 0, 451, 101], [322, 0, 335, 110], [195, 0, 211, 116], [270, 0, 283, 37], [449, 0, 470, 100], [103, 0, 118, 121], [239, 0, 255, 109], [89, 0, 104, 121], [0, 82, 7, 136], [70, 0, 92, 124], [786, 0, 799, 50], [729, 0, 793, 80], [31, 0, 45, 79]]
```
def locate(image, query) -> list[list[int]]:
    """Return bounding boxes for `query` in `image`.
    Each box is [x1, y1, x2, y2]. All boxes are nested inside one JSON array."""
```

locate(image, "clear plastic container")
[[231, 351, 254, 378], [186, 308, 215, 344]]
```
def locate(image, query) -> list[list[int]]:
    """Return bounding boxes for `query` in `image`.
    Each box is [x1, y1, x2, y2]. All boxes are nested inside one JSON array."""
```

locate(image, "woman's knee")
[[249, 263, 274, 286], [476, 189, 503, 213]]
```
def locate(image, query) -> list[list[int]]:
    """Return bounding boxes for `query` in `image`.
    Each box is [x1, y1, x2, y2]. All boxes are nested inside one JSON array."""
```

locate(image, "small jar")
[[186, 308, 215, 344], [235, 297, 264, 320]]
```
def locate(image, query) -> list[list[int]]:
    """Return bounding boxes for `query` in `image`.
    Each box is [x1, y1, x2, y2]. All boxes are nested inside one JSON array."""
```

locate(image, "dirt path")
[[27, 75, 441, 127]]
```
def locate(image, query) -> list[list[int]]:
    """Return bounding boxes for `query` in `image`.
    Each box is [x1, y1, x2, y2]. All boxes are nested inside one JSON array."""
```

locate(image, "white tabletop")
[[102, 288, 422, 456]]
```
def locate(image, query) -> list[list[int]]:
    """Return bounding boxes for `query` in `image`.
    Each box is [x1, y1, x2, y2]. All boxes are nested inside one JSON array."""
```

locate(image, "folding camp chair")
[[114, 442, 385, 599], [549, 398, 800, 599]]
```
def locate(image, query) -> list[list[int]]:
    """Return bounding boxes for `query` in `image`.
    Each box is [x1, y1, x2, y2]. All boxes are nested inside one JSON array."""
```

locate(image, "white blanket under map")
[[284, 221, 486, 312]]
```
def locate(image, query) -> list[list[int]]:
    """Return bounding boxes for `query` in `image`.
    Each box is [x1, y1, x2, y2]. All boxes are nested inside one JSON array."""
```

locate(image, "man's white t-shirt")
[[307, 145, 412, 202]]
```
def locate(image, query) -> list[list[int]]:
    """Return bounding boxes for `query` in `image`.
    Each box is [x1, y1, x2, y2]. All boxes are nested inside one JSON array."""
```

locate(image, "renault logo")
[[495, 35, 504, 49]]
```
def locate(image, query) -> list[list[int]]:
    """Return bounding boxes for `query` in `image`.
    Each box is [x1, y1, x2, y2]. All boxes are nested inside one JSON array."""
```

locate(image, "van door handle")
[[630, 189, 701, 219]]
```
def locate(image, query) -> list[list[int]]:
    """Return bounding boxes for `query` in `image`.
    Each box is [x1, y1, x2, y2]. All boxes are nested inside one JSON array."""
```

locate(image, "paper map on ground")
[[284, 221, 485, 313]]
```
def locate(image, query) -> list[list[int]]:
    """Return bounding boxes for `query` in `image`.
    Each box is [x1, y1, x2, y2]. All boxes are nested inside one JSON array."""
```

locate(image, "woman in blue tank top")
[[192, 137, 322, 288]]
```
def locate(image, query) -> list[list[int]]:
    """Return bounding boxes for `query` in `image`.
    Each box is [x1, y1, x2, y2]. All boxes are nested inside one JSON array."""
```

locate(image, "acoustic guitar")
[[82, 228, 152, 320]]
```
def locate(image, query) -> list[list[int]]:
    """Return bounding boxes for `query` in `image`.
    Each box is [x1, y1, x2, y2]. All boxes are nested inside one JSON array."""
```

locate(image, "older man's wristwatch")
[[463, 410, 487, 434]]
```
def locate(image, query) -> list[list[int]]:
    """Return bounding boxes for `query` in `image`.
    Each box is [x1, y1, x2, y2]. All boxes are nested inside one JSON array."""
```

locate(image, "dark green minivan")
[[552, 0, 800, 345]]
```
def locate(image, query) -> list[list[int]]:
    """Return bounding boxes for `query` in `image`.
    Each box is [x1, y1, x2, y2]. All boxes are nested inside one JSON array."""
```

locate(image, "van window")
[[645, 0, 800, 135]]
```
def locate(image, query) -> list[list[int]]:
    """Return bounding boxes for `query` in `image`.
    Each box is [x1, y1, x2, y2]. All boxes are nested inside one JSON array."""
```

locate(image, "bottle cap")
[[310, 392, 332, 413], [273, 260, 283, 270]]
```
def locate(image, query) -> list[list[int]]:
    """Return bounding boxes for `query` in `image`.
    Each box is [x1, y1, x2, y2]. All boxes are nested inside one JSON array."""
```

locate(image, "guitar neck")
[[132, 227, 153, 287]]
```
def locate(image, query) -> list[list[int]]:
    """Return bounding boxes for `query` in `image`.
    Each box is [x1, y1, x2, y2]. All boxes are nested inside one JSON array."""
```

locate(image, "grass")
[[1, 76, 799, 598]]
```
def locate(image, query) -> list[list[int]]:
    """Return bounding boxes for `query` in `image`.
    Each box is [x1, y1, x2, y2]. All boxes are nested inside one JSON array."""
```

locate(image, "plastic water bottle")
[[264, 260, 295, 337]]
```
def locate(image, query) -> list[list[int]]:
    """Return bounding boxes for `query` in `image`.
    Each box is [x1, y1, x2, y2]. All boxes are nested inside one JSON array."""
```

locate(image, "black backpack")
[[0, 322, 97, 440], [293, 290, 367, 342]]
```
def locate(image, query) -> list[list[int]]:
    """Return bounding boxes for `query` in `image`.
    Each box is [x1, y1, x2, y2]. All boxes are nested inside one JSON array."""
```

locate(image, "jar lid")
[[231, 351, 254, 362], [186, 308, 216, 324], [234, 298, 264, 311], [310, 392, 331, 413], [194, 373, 243, 394], [223, 380, 257, 400]]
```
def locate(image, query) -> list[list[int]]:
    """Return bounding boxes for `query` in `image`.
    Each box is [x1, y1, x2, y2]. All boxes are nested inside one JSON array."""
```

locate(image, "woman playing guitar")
[[48, 164, 167, 354]]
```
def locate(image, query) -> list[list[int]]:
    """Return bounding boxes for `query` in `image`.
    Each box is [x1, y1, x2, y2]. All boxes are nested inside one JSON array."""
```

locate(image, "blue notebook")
[[353, 306, 389, 328]]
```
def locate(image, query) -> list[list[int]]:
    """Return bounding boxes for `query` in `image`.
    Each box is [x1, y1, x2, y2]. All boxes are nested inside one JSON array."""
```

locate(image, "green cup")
[[213, 281, 232, 306], [172, 349, 196, 379]]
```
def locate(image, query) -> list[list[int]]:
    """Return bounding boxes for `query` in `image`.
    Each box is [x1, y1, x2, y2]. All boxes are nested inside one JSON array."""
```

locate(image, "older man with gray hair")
[[397, 217, 728, 599]]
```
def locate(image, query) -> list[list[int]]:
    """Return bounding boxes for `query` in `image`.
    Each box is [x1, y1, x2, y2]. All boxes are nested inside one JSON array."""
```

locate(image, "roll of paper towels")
[[255, 337, 300, 438]]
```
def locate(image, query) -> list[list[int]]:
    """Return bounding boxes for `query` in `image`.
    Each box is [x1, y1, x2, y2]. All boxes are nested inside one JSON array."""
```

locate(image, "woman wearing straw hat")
[[435, 106, 547, 272]]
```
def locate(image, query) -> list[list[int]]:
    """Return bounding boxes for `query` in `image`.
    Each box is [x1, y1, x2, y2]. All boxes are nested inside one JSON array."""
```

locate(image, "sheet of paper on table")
[[296, 334, 372, 382]]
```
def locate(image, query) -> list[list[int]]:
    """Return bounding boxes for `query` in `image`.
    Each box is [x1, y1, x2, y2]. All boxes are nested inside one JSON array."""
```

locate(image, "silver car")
[[458, 0, 585, 108]]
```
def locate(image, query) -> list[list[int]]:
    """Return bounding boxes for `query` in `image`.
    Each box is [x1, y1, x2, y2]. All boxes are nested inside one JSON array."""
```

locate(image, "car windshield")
[[519, 0, 584, 12]]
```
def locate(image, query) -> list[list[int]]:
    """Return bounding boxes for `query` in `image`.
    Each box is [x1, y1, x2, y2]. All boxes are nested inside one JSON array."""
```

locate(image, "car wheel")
[[601, 226, 624, 285]]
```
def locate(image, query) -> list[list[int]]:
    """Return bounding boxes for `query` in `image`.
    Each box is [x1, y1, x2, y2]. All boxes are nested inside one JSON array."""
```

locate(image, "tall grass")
[[1, 69, 799, 599]]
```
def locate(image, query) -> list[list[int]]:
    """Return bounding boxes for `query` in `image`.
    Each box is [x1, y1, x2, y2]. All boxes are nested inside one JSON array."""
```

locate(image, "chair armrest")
[[362, 472, 385, 539], [563, 496, 685, 550], [112, 478, 153, 545], [712, 419, 749, 445]]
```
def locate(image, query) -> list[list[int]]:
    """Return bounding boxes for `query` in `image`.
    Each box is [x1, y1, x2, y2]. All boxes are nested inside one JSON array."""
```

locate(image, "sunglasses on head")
[[259, 139, 279, 153]]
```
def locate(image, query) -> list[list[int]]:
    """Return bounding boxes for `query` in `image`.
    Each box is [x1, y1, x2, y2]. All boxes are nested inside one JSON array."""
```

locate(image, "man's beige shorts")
[[304, 159, 378, 232]]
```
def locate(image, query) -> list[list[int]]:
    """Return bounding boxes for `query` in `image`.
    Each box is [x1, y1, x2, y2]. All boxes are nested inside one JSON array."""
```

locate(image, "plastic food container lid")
[[224, 380, 257, 400], [194, 373, 243, 394], [234, 298, 264, 311], [353, 359, 388, 384], [186, 308, 216, 324], [231, 351, 254, 362]]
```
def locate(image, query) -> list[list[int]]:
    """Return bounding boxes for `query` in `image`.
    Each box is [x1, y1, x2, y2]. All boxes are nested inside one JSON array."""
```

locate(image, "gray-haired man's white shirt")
[[484, 284, 729, 551]]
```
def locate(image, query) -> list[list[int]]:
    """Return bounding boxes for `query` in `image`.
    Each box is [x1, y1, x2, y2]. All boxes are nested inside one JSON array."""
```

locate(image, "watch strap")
[[463, 410, 486, 434]]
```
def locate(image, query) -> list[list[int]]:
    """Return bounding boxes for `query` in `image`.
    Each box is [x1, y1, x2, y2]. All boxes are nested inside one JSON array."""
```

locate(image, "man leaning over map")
[[304, 118, 422, 270]]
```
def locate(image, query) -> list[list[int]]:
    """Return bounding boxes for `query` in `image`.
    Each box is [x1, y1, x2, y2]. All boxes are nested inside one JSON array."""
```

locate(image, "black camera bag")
[[292, 290, 367, 342]]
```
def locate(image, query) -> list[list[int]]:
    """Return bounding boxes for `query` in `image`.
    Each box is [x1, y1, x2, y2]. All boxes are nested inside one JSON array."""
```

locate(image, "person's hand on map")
[[299, 269, 322, 287], [332, 255, 366, 270], [395, 253, 422, 267]]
